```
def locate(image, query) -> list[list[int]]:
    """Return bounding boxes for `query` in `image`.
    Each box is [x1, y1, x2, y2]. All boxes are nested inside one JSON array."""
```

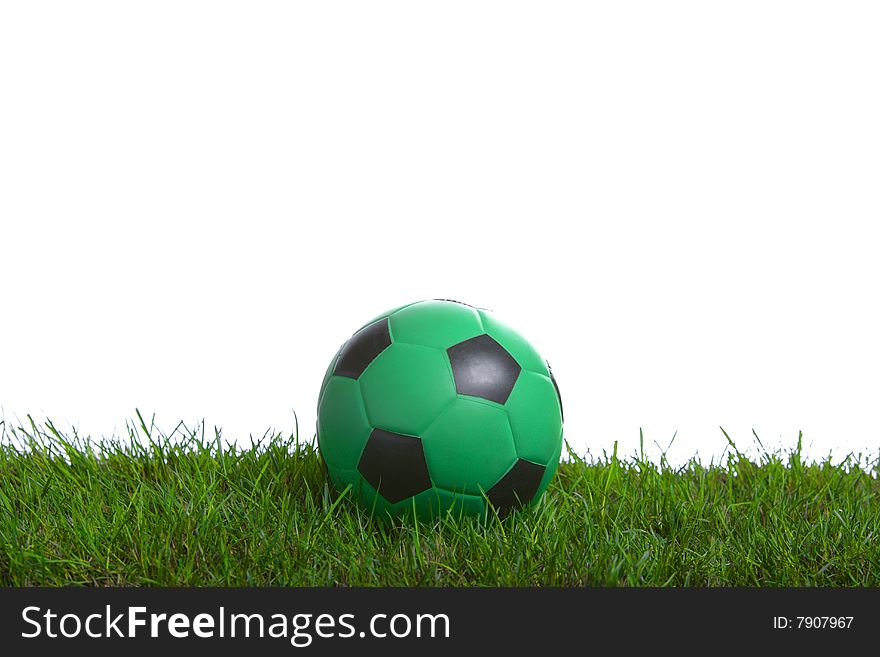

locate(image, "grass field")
[[1, 414, 878, 586]]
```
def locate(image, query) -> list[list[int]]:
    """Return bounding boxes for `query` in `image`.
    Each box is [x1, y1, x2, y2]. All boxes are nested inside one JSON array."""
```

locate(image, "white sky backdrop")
[[2, 2, 879, 465]]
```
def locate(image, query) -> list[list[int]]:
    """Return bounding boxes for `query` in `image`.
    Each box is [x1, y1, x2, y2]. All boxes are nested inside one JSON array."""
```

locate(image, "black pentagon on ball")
[[486, 458, 546, 517], [357, 428, 432, 504], [333, 318, 392, 379], [446, 334, 521, 404]]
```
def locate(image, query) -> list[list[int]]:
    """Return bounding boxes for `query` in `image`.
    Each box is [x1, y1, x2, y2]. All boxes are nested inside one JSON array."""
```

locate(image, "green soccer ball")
[[317, 300, 563, 520]]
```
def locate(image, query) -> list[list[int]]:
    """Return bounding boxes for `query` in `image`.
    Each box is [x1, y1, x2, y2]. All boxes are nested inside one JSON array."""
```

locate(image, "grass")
[[1, 413, 878, 586]]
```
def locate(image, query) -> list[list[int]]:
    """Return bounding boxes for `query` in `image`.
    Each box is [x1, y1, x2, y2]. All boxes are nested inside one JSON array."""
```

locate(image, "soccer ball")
[[317, 300, 563, 520]]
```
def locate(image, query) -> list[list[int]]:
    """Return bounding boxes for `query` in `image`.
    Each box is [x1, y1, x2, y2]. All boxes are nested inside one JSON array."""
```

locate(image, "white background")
[[2, 2, 878, 465]]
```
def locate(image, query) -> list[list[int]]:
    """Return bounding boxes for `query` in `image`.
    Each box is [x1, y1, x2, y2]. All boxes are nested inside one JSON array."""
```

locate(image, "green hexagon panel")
[[350, 472, 398, 519], [390, 300, 484, 350], [358, 301, 421, 331], [406, 487, 487, 520], [326, 451, 490, 521], [477, 310, 550, 376], [344, 480, 490, 521], [317, 376, 372, 472], [359, 342, 456, 435], [318, 347, 341, 409], [505, 370, 564, 465], [326, 466, 358, 495], [422, 398, 518, 496]]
